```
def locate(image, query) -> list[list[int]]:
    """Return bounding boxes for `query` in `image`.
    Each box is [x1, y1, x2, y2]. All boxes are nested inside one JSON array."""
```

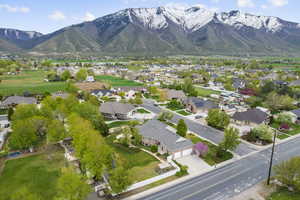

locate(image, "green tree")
[[75, 69, 88, 81], [274, 157, 300, 191], [55, 167, 91, 200], [61, 70, 72, 81], [266, 92, 295, 112], [276, 112, 293, 125], [177, 119, 187, 137], [250, 124, 273, 142], [74, 102, 108, 136], [218, 127, 240, 154], [158, 111, 173, 121], [47, 120, 66, 143], [12, 104, 40, 121], [109, 166, 133, 194], [12, 187, 41, 200], [206, 109, 230, 130], [9, 119, 39, 150]]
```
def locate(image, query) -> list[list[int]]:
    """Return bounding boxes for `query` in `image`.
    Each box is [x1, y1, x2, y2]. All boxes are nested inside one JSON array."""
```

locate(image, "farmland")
[[0, 71, 67, 96]]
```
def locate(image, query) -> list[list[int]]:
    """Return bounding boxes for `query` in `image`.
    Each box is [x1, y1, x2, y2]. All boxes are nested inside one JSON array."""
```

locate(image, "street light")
[[267, 130, 277, 185]]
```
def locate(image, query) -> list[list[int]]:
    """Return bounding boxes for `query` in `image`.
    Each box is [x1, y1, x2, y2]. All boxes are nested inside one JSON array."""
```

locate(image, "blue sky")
[[0, 0, 298, 34]]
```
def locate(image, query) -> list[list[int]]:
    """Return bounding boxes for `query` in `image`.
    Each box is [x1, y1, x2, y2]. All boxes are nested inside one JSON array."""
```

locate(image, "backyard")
[[105, 135, 160, 183], [107, 120, 140, 129], [0, 145, 66, 200], [186, 134, 233, 166], [95, 75, 143, 87], [195, 87, 220, 97], [0, 70, 67, 96]]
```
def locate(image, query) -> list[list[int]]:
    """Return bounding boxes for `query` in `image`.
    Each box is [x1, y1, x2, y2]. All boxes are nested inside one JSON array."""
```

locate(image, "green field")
[[106, 135, 159, 183], [0, 70, 67, 96], [0, 146, 66, 200], [195, 87, 220, 97], [95, 75, 143, 87]]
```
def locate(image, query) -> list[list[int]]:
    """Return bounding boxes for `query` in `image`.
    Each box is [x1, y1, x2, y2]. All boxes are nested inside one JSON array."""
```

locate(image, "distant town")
[[0, 55, 299, 200]]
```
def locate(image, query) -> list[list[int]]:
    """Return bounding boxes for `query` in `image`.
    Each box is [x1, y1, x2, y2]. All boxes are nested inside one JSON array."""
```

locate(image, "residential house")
[[86, 76, 95, 82], [138, 120, 194, 159], [0, 96, 37, 108], [100, 102, 136, 120], [184, 97, 218, 114], [288, 108, 300, 122], [91, 89, 114, 98], [232, 78, 246, 91], [114, 86, 146, 99], [232, 108, 269, 126], [0, 115, 9, 128], [166, 89, 186, 101], [52, 92, 70, 99]]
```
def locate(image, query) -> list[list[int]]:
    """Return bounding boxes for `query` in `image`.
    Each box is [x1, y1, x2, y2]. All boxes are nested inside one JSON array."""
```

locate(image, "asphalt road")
[[138, 137, 300, 200], [142, 100, 256, 156]]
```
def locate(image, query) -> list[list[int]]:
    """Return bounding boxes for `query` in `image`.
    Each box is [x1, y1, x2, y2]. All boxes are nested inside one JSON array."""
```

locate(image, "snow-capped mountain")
[[0, 28, 42, 41], [1, 6, 300, 55]]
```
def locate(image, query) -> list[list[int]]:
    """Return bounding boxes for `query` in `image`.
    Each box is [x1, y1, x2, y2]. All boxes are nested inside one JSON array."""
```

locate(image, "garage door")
[[182, 148, 193, 156], [173, 151, 182, 159]]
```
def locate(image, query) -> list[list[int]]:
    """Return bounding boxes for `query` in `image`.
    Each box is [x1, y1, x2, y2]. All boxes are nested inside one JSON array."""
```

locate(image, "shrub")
[[150, 145, 158, 153]]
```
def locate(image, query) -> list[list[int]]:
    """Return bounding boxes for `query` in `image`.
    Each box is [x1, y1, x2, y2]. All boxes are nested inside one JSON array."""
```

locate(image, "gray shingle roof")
[[166, 89, 186, 100], [232, 109, 268, 124], [291, 108, 300, 117], [1, 96, 37, 107], [186, 97, 218, 110], [100, 102, 135, 115], [138, 120, 193, 153]]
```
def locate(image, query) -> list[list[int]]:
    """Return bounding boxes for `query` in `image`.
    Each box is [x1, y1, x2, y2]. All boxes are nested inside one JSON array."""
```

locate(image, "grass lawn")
[[267, 188, 300, 200], [95, 75, 143, 87], [0, 146, 66, 200], [176, 110, 192, 116], [105, 135, 159, 183], [270, 122, 300, 136], [107, 120, 139, 129], [277, 134, 290, 140], [195, 87, 220, 97], [186, 134, 233, 166], [136, 108, 150, 114], [0, 70, 68, 96]]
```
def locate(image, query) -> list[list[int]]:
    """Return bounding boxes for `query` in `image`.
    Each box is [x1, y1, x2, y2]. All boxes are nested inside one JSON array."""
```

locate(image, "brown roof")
[[75, 82, 109, 92]]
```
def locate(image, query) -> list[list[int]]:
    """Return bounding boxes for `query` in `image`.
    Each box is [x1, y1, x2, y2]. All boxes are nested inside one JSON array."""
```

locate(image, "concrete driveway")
[[176, 155, 212, 175]]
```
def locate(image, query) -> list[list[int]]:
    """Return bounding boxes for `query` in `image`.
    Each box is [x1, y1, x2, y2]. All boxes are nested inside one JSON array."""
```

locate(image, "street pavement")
[[142, 100, 256, 157], [137, 137, 300, 200]]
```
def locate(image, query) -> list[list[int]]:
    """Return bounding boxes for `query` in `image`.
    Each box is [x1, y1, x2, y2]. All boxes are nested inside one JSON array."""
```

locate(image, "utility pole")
[[267, 130, 277, 185]]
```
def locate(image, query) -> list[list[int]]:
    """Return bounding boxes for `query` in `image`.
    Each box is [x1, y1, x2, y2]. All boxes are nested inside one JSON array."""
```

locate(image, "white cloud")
[[0, 4, 30, 13], [211, 0, 220, 3], [49, 11, 66, 21], [261, 4, 268, 9], [237, 0, 255, 8], [268, 0, 288, 7], [83, 12, 96, 22]]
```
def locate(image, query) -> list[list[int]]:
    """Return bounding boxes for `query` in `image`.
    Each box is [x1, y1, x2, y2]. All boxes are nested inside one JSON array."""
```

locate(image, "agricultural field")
[[95, 75, 143, 87], [0, 70, 67, 96], [0, 146, 66, 200]]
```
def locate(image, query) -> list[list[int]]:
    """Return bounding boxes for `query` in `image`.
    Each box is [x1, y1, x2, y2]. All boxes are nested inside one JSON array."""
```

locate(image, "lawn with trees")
[[186, 134, 233, 165], [0, 146, 67, 200]]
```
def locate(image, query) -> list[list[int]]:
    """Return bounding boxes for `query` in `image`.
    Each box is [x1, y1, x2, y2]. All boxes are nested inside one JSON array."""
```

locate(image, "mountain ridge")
[[1, 6, 300, 56]]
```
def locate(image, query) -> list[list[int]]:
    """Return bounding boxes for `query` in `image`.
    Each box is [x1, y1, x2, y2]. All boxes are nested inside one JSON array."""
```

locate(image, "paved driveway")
[[176, 155, 212, 175]]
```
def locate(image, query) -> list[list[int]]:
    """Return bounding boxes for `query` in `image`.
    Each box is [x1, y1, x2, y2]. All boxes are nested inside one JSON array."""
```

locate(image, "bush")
[[150, 145, 158, 153], [174, 160, 188, 177]]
